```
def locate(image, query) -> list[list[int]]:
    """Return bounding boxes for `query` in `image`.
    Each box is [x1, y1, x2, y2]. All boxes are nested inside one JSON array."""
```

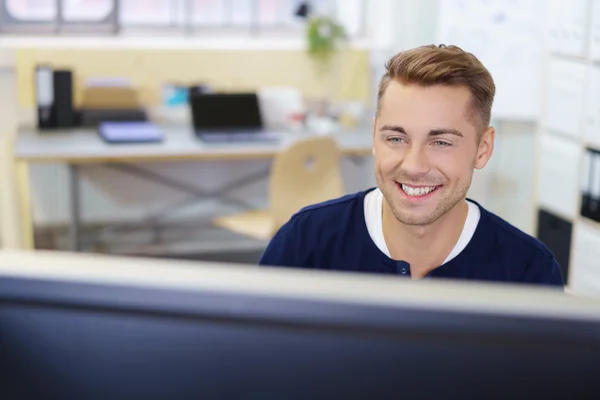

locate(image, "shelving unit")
[[534, 0, 600, 295]]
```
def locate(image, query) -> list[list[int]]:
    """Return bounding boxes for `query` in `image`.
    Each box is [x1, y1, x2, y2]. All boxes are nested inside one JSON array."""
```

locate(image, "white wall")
[[20, 0, 414, 228], [368, 0, 537, 234], [19, 0, 535, 235], [368, 0, 440, 103], [0, 48, 24, 247]]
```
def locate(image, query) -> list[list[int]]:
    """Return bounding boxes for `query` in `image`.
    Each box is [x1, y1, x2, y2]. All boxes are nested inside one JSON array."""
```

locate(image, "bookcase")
[[535, 0, 600, 296]]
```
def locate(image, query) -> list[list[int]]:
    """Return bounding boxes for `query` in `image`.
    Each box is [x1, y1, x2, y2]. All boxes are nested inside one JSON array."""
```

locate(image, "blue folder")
[[98, 122, 164, 144]]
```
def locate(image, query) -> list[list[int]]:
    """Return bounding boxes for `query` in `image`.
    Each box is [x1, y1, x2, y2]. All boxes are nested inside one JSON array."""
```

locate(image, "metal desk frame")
[[15, 127, 372, 251]]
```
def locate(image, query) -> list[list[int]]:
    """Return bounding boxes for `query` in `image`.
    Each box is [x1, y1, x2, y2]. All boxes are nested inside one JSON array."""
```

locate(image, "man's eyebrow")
[[379, 125, 406, 133], [429, 128, 463, 137], [379, 125, 464, 137]]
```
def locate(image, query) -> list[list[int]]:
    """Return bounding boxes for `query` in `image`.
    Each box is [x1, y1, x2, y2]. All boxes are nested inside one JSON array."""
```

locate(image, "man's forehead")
[[378, 82, 479, 132], [381, 81, 472, 105]]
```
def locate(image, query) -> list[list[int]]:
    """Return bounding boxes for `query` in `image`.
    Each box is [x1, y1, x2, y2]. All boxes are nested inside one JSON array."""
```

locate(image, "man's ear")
[[474, 126, 495, 170]]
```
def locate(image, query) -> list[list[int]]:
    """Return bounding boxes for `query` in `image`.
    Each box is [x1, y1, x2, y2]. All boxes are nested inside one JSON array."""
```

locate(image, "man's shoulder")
[[473, 200, 555, 262], [258, 189, 373, 268], [291, 189, 371, 223], [470, 201, 564, 286]]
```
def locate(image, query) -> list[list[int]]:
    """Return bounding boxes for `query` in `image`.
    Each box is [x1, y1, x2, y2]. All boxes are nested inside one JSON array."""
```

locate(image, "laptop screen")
[[190, 93, 263, 131]]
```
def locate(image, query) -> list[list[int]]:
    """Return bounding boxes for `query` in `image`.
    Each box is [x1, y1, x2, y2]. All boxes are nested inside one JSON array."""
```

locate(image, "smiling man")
[[259, 44, 563, 287]]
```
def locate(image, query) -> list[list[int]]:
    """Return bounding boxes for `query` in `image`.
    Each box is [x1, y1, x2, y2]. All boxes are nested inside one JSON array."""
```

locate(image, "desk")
[[14, 126, 373, 251]]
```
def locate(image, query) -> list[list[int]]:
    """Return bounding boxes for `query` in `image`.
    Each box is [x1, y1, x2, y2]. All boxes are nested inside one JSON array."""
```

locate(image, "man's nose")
[[401, 145, 430, 176]]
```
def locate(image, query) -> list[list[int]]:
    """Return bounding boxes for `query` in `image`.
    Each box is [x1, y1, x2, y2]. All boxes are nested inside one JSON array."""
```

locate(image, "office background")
[[0, 0, 595, 294]]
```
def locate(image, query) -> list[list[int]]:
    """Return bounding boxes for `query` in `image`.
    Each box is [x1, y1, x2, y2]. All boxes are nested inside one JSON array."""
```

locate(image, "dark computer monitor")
[[1, 250, 599, 399], [190, 92, 263, 131]]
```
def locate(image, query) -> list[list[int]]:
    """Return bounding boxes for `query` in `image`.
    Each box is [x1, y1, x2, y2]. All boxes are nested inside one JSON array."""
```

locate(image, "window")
[[6, 0, 112, 22], [192, 0, 225, 26], [62, 0, 113, 22], [256, 0, 297, 26], [119, 0, 178, 26], [3, 0, 116, 32], [229, 0, 253, 26], [6, 0, 57, 21], [0, 0, 366, 37], [117, 0, 305, 29]]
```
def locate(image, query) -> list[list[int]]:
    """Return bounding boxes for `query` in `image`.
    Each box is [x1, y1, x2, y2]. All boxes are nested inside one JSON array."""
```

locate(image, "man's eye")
[[388, 137, 404, 144], [433, 141, 451, 148]]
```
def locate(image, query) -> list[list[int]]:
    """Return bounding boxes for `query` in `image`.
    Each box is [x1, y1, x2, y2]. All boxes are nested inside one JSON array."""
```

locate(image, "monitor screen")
[[1, 251, 599, 399], [190, 93, 263, 131]]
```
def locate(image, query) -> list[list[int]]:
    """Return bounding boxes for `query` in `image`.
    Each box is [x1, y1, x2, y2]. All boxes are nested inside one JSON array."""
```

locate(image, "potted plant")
[[305, 15, 347, 78], [304, 15, 347, 129]]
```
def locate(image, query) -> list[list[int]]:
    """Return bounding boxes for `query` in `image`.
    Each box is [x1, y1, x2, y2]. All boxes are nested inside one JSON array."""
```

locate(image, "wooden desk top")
[[15, 126, 373, 164]]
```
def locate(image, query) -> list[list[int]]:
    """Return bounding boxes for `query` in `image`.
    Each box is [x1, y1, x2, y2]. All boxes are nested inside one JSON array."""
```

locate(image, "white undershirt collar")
[[364, 188, 480, 264]]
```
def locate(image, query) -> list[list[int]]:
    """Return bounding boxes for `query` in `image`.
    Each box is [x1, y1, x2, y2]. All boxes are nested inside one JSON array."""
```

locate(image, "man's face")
[[373, 80, 494, 226]]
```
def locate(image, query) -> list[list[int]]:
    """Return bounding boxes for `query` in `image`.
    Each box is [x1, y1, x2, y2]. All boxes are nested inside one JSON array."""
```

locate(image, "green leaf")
[[305, 16, 347, 76]]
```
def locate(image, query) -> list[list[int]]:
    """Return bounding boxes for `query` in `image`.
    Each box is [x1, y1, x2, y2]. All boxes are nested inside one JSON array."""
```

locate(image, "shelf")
[[542, 128, 582, 143], [549, 52, 589, 63], [540, 1, 600, 296], [577, 215, 600, 231], [538, 206, 574, 224], [584, 141, 600, 152]]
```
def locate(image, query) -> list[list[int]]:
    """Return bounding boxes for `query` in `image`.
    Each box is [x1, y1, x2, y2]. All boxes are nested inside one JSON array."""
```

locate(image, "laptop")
[[189, 92, 280, 143]]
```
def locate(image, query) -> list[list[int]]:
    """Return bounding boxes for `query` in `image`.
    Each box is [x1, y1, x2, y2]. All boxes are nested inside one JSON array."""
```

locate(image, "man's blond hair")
[[377, 44, 496, 131]]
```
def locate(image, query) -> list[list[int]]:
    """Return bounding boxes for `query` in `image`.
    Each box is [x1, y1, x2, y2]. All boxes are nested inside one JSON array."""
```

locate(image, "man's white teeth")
[[401, 184, 437, 196]]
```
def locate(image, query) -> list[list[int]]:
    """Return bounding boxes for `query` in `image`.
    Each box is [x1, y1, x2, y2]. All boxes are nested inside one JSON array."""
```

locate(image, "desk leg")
[[69, 164, 81, 252], [15, 161, 34, 250]]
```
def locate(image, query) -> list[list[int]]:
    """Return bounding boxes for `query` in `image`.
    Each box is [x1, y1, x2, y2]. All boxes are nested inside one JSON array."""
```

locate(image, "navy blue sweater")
[[259, 189, 564, 287]]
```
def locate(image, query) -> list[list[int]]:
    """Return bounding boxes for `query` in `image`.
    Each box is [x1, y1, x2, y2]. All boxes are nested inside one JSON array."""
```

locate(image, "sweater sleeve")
[[522, 253, 565, 288], [258, 217, 302, 268]]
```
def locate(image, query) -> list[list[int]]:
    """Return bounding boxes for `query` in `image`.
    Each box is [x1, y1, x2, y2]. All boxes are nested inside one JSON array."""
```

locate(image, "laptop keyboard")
[[198, 130, 281, 143]]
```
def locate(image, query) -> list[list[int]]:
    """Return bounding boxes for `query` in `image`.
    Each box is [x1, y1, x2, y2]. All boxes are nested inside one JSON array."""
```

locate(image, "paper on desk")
[[84, 77, 132, 88], [544, 58, 586, 138], [537, 133, 580, 219], [546, 0, 587, 55], [585, 66, 600, 147], [590, 1, 600, 60], [438, 0, 544, 120], [584, 67, 600, 143], [570, 223, 600, 297], [258, 87, 304, 130], [563, 0, 587, 56]]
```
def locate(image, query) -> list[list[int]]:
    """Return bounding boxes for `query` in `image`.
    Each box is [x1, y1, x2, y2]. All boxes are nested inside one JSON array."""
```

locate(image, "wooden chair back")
[[268, 136, 345, 231]]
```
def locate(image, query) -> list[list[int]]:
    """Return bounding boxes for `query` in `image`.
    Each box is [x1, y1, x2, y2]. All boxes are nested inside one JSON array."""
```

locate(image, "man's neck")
[[382, 198, 469, 278]]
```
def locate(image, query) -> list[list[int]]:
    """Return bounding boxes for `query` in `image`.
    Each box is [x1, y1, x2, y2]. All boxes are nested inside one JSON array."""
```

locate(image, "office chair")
[[213, 136, 345, 240]]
